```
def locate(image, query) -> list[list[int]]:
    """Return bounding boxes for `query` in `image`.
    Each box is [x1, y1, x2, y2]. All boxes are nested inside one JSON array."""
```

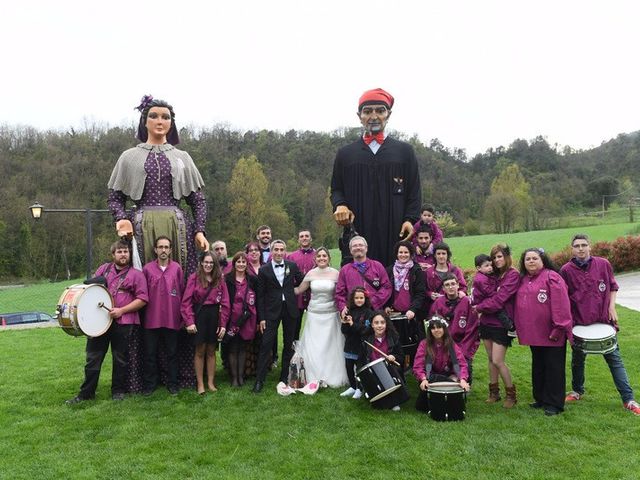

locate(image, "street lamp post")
[[29, 202, 110, 279]]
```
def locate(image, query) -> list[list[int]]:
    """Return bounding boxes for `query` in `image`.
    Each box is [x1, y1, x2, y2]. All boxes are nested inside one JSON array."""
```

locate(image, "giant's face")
[[145, 107, 172, 139], [358, 103, 391, 134]]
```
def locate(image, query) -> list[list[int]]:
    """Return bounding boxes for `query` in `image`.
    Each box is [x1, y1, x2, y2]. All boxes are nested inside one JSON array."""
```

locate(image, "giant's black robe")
[[331, 137, 422, 267]]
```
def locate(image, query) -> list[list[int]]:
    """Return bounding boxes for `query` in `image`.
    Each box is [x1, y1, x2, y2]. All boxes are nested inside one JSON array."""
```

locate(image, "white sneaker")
[[340, 387, 356, 397], [392, 405, 401, 412], [352, 389, 363, 399]]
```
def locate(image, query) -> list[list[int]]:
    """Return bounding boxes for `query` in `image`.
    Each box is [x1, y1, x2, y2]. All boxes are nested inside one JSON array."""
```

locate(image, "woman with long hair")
[[474, 243, 519, 408], [181, 251, 230, 394]]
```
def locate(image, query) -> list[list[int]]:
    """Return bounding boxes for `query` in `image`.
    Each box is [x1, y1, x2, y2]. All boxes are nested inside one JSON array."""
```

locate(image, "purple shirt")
[[560, 256, 618, 327], [471, 271, 497, 306], [370, 336, 390, 362], [514, 269, 573, 347], [287, 248, 316, 309], [429, 296, 479, 359], [425, 263, 467, 298], [475, 268, 519, 328], [229, 279, 257, 341], [412, 220, 444, 247], [392, 281, 412, 312], [95, 263, 149, 325], [142, 260, 184, 330], [335, 260, 392, 311], [413, 339, 468, 382], [180, 274, 230, 328]]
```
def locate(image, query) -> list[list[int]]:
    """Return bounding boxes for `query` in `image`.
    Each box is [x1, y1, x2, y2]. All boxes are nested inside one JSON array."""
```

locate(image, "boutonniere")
[[285, 265, 290, 277]]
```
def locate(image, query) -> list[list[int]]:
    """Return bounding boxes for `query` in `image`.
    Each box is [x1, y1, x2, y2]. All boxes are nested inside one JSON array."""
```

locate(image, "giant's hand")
[[333, 206, 355, 226], [195, 232, 209, 252], [115, 219, 133, 239], [398, 221, 414, 241]]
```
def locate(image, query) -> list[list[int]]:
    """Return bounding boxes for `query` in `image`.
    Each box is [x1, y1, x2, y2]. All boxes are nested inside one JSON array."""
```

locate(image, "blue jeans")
[[571, 345, 634, 403]]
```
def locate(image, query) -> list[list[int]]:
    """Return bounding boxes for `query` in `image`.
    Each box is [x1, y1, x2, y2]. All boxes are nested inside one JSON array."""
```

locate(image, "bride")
[[294, 247, 348, 388]]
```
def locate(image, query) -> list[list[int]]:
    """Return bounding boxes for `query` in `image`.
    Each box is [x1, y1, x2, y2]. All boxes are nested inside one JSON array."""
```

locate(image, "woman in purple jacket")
[[515, 248, 573, 416], [181, 251, 230, 394], [474, 243, 519, 408]]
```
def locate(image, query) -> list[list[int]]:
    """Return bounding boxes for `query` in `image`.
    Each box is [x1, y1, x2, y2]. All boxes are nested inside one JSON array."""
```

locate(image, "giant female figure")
[[107, 95, 209, 274]]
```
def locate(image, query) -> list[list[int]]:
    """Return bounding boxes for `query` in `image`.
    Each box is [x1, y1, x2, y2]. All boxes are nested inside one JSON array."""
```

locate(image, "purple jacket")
[[335, 260, 392, 311], [471, 271, 497, 306], [429, 296, 479, 359], [143, 260, 184, 330], [412, 220, 444, 247], [287, 248, 316, 309], [413, 339, 468, 382], [180, 274, 230, 328], [425, 263, 467, 298], [560, 256, 618, 327], [225, 275, 258, 341], [514, 269, 573, 347], [95, 263, 148, 325], [475, 268, 519, 328]]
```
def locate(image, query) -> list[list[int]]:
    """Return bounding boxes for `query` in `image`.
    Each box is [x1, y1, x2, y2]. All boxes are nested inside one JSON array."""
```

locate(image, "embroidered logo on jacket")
[[537, 290, 548, 303]]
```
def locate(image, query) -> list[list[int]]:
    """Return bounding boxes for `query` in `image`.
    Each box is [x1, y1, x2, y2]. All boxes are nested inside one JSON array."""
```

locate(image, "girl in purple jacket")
[[414, 315, 470, 412], [515, 248, 573, 416]]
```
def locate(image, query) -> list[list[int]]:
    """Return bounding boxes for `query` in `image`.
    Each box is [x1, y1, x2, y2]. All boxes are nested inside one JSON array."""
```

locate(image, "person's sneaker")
[[112, 393, 125, 401], [565, 391, 582, 402], [544, 407, 562, 416], [392, 405, 401, 412], [624, 400, 640, 415], [352, 389, 363, 399], [340, 387, 356, 397]]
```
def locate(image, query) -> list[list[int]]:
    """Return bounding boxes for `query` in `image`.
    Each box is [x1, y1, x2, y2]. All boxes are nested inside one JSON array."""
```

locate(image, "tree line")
[[0, 124, 638, 281]]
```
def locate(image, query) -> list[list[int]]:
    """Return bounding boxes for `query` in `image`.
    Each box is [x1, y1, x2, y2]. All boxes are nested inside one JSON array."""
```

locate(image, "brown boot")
[[503, 384, 517, 408], [486, 382, 501, 403]]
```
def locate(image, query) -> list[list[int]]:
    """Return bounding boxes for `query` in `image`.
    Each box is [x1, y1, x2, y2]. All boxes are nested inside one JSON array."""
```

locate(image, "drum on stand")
[[356, 357, 409, 409], [572, 323, 617, 355], [427, 381, 466, 421], [56, 284, 113, 337], [389, 312, 419, 369]]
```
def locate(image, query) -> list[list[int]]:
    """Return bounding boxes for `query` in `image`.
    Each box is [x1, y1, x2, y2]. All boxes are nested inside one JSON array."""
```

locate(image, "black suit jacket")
[[256, 260, 303, 322]]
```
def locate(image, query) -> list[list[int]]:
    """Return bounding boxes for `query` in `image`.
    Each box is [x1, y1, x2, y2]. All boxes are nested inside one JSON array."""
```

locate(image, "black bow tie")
[[274, 264, 284, 268]]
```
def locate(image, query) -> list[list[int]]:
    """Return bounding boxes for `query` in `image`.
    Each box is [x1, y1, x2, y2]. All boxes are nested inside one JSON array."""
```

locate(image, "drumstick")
[[364, 341, 401, 367], [97, 302, 112, 312]]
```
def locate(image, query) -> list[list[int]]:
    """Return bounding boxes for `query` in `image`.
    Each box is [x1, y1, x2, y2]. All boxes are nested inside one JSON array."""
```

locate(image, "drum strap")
[[356, 269, 381, 291], [194, 284, 215, 317]]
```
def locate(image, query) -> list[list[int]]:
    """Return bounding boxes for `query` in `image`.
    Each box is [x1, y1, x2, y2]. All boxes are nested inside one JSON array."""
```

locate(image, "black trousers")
[[257, 302, 299, 384], [79, 323, 134, 398], [530, 345, 566, 411], [143, 327, 179, 390]]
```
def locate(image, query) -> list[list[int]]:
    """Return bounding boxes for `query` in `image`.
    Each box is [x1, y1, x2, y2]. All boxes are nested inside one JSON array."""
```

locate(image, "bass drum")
[[56, 284, 113, 337], [356, 357, 410, 409]]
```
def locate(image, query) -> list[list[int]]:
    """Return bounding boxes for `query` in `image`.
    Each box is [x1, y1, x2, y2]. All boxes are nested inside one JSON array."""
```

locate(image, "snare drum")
[[427, 381, 466, 421], [356, 357, 410, 409], [572, 323, 617, 355], [56, 284, 113, 337], [390, 313, 420, 367]]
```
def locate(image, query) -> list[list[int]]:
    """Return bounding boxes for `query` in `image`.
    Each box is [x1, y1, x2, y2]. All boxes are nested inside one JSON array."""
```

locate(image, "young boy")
[[471, 254, 515, 334], [412, 204, 443, 254]]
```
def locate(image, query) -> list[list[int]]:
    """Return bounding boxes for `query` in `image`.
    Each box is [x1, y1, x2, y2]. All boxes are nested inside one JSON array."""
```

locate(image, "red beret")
[[358, 88, 394, 110]]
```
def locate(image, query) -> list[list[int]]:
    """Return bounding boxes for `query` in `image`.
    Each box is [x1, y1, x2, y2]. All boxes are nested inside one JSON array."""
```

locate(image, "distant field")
[[1, 222, 637, 314]]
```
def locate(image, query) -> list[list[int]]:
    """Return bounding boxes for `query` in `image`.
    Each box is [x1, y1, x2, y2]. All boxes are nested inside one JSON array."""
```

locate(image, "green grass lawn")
[[1, 308, 640, 479]]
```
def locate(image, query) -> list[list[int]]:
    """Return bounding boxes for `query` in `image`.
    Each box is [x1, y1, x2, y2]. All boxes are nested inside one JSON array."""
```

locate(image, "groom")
[[253, 239, 303, 393]]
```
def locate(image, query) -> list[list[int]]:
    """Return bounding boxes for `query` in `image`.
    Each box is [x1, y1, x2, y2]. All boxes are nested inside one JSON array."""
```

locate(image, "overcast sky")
[[2, 0, 638, 156]]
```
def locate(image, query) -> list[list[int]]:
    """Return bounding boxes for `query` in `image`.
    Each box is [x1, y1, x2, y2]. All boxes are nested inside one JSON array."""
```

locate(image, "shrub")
[[550, 236, 640, 273]]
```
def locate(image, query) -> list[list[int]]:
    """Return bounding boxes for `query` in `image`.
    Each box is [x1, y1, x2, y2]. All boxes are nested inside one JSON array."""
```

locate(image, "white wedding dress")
[[299, 270, 348, 388]]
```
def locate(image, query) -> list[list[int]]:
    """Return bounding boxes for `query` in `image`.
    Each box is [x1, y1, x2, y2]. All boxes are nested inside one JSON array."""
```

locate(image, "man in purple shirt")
[[287, 229, 316, 339], [335, 236, 392, 315], [560, 234, 640, 415], [141, 236, 184, 396], [66, 240, 148, 404]]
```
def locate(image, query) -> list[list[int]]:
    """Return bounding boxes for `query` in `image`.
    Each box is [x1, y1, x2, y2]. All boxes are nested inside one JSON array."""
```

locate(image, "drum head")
[[428, 381, 464, 394], [356, 357, 387, 376], [572, 323, 616, 340], [76, 284, 113, 337]]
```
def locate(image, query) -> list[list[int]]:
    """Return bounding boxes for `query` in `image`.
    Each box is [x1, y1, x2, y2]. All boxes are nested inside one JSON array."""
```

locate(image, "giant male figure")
[[331, 88, 422, 267]]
